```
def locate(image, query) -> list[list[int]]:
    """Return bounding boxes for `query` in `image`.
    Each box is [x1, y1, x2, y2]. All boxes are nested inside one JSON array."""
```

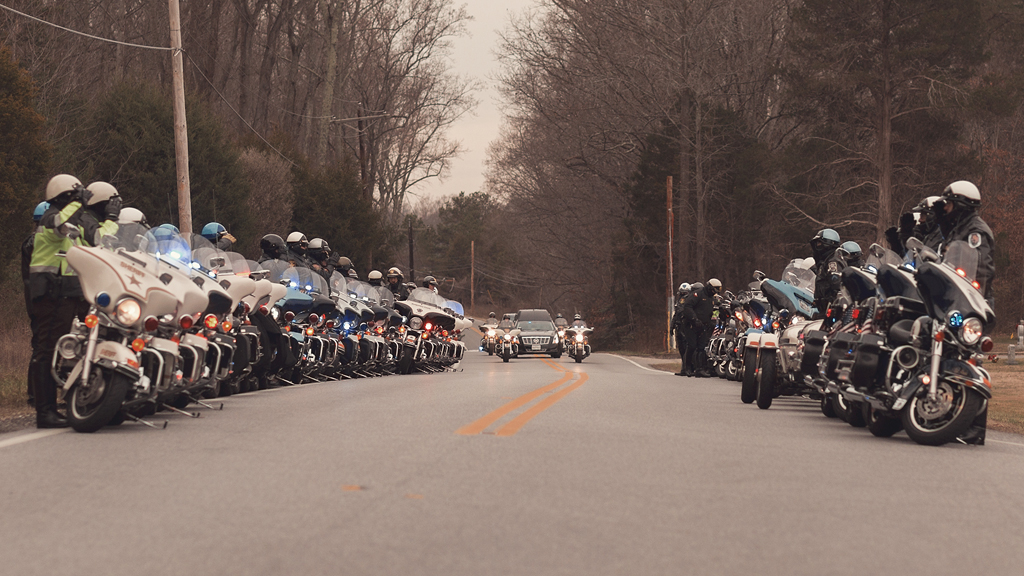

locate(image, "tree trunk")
[[315, 0, 339, 167], [877, 0, 893, 244]]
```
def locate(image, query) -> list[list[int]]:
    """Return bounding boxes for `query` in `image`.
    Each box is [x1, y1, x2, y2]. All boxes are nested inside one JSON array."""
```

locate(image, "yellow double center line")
[[456, 359, 588, 437]]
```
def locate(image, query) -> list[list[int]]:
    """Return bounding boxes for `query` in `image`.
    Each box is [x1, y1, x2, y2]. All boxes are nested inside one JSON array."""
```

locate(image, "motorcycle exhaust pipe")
[[895, 346, 920, 370]]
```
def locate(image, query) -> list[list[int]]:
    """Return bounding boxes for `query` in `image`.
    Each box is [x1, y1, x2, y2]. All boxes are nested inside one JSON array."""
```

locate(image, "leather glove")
[[75, 183, 93, 205], [884, 226, 901, 252], [898, 212, 915, 233], [104, 195, 122, 221], [221, 232, 237, 244]]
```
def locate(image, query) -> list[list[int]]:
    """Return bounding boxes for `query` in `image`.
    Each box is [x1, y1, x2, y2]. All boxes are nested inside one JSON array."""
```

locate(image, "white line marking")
[[606, 354, 674, 375], [987, 438, 1024, 448], [0, 429, 67, 450]]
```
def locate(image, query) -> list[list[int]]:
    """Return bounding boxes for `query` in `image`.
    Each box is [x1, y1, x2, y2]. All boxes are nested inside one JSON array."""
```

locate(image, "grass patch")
[[983, 361, 1024, 435]]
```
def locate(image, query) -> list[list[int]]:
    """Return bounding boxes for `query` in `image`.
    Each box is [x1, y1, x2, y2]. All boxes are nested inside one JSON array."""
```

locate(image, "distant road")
[[2, 350, 1024, 575]]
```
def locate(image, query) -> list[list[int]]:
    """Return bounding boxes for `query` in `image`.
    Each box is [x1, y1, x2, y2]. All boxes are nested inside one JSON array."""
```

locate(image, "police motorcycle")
[[54, 223, 209, 432], [481, 314, 500, 355], [491, 316, 521, 363], [187, 236, 259, 398], [443, 299, 470, 366], [238, 262, 289, 390], [746, 259, 820, 409], [554, 314, 570, 354], [804, 244, 903, 422], [274, 264, 340, 383], [738, 282, 772, 403], [707, 292, 740, 379], [565, 324, 593, 363], [328, 271, 373, 377], [392, 287, 459, 373], [832, 238, 994, 445], [344, 278, 397, 376]]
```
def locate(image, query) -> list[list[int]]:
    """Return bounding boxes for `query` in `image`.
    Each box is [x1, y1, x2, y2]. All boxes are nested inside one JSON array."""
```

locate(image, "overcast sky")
[[415, 0, 537, 206]]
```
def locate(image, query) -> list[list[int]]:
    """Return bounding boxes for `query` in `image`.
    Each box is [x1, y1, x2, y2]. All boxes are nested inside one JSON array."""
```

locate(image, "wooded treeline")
[[486, 0, 1024, 346], [0, 0, 472, 273]]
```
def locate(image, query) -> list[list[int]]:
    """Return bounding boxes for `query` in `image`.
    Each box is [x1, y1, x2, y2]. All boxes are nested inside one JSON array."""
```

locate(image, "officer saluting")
[[29, 176, 120, 428]]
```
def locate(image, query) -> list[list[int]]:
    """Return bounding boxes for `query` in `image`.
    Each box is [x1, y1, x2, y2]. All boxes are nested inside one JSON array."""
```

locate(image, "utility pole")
[[168, 0, 192, 234], [666, 175, 674, 352], [408, 219, 415, 282], [470, 240, 475, 311]]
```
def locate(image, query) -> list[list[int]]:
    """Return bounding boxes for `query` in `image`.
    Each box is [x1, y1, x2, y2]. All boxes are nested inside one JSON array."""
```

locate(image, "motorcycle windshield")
[[864, 243, 901, 274], [942, 240, 979, 284], [112, 222, 150, 252], [330, 271, 348, 297], [446, 300, 465, 316], [349, 280, 372, 301], [780, 260, 816, 295], [222, 252, 250, 277], [376, 287, 395, 308], [263, 259, 295, 285], [144, 227, 193, 272], [408, 287, 446, 307]]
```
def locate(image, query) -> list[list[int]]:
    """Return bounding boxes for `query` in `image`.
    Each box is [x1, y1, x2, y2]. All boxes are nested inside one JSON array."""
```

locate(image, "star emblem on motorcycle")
[[128, 275, 142, 287]]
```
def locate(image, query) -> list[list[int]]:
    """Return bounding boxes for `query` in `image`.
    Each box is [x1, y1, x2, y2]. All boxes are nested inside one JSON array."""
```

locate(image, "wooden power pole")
[[470, 240, 475, 311], [667, 175, 674, 352], [168, 0, 192, 233], [408, 219, 415, 282]]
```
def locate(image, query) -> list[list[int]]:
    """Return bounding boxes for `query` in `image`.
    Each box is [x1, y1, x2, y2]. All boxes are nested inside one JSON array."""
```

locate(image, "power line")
[[182, 50, 297, 168], [0, 4, 173, 51]]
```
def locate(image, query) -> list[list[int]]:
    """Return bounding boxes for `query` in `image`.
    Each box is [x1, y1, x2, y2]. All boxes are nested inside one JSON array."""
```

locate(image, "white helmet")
[[286, 231, 308, 244], [678, 282, 691, 295], [942, 181, 981, 207], [85, 181, 119, 206], [368, 270, 383, 281], [45, 174, 82, 201], [118, 207, 147, 225], [308, 238, 328, 251], [708, 278, 723, 293]]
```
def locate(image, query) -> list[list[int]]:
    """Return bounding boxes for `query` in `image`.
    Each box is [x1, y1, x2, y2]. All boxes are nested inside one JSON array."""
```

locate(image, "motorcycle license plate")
[[531, 345, 541, 351]]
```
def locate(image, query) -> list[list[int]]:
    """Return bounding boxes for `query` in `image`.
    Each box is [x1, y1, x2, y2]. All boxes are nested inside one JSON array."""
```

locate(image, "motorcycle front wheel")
[[864, 404, 902, 437], [68, 367, 131, 433], [756, 352, 776, 410], [902, 381, 984, 446]]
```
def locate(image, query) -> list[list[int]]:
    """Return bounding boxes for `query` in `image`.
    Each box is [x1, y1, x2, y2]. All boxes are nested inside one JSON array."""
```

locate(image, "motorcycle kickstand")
[[187, 394, 224, 410], [277, 377, 297, 386], [125, 413, 168, 429], [161, 404, 201, 418]]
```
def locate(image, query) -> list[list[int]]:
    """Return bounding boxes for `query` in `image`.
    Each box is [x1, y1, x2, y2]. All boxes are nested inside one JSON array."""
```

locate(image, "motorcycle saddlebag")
[[824, 332, 857, 380], [801, 330, 827, 376], [850, 333, 886, 390]]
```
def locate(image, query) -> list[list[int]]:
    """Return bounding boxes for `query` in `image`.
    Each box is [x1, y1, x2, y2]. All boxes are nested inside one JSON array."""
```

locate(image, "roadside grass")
[[983, 361, 1024, 435], [0, 263, 32, 416]]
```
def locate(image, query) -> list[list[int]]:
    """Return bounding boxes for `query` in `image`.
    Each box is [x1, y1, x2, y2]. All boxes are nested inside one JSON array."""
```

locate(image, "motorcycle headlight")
[[487, 329, 496, 337], [503, 334, 511, 341], [115, 298, 142, 326], [960, 317, 983, 346], [410, 317, 423, 330], [270, 306, 281, 321], [575, 334, 585, 343]]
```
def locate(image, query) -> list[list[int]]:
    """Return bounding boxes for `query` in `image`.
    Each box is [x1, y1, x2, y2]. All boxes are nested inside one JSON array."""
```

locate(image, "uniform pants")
[[31, 296, 88, 414], [675, 331, 688, 371], [681, 327, 698, 374], [691, 329, 711, 374]]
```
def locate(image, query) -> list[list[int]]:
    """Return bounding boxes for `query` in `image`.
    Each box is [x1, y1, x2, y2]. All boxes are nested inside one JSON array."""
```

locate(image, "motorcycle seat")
[[888, 318, 915, 346]]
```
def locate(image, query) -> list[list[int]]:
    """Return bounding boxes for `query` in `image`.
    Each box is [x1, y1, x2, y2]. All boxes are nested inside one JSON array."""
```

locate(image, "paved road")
[[2, 348, 1024, 576]]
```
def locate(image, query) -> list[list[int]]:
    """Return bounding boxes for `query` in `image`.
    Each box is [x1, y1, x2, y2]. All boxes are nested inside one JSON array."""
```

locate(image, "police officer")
[[386, 267, 409, 300], [307, 238, 335, 282], [258, 233, 287, 263], [670, 282, 691, 376], [30, 176, 119, 428], [367, 270, 385, 287], [422, 275, 439, 293], [284, 232, 311, 267], [683, 279, 722, 377], [939, 181, 994, 301], [22, 201, 49, 406], [571, 313, 587, 328], [837, 241, 862, 269], [809, 228, 843, 314], [201, 222, 236, 251], [937, 180, 994, 445]]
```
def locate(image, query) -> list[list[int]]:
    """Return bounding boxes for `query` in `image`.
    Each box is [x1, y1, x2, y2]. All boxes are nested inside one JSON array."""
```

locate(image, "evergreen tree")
[[0, 44, 49, 276]]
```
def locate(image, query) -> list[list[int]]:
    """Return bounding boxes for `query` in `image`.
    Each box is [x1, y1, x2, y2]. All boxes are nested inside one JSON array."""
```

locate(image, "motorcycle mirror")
[[209, 257, 226, 268], [905, 237, 925, 251], [869, 243, 886, 259], [753, 270, 766, 282]]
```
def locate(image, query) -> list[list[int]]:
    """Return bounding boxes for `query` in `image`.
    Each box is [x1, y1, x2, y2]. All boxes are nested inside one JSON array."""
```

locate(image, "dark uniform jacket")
[[943, 210, 995, 300], [682, 287, 715, 331], [812, 251, 845, 313]]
